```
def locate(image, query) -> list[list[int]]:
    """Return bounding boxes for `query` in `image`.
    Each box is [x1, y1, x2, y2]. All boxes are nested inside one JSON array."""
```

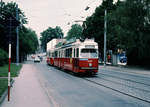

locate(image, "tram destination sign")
[[85, 45, 95, 48]]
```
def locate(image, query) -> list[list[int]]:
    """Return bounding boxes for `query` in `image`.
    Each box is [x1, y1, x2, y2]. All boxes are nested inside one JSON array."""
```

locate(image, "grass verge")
[[0, 79, 7, 97], [0, 64, 22, 101], [0, 64, 22, 77]]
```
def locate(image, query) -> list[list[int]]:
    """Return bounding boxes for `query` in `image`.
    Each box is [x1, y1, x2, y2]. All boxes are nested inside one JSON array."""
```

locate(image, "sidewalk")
[[99, 64, 150, 76], [0, 64, 52, 107]]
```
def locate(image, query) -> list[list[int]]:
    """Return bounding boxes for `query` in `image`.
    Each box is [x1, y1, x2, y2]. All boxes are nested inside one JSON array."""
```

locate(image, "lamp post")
[[104, 9, 107, 67], [16, 4, 19, 66], [84, 2, 107, 66]]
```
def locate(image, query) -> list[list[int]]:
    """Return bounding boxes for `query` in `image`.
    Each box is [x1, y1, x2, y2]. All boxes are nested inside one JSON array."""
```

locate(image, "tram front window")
[[80, 48, 98, 58]]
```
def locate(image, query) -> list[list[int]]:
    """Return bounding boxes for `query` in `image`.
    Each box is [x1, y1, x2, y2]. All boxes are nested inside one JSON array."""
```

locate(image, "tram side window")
[[62, 50, 63, 58], [52, 53, 55, 57], [63, 50, 66, 57], [65, 48, 72, 58], [49, 52, 51, 57], [76, 48, 79, 58], [69, 48, 72, 58], [74, 48, 75, 58], [49, 52, 50, 57], [65, 49, 68, 58], [58, 51, 60, 58], [61, 50, 63, 58], [60, 50, 62, 58], [55, 51, 58, 58]]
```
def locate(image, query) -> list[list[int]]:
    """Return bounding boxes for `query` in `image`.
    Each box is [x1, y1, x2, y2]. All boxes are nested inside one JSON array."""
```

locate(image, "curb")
[[0, 79, 14, 106], [99, 65, 150, 76]]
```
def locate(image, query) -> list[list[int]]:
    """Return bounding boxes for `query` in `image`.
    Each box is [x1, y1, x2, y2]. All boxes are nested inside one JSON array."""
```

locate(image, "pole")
[[16, 4, 19, 66], [104, 9, 107, 67], [8, 17, 12, 101]]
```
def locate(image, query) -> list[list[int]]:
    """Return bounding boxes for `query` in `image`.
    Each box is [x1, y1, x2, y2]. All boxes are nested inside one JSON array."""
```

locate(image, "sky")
[[4, 0, 104, 38]]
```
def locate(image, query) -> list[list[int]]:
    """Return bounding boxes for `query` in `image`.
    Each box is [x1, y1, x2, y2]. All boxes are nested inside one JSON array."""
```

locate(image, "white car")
[[34, 57, 40, 62]]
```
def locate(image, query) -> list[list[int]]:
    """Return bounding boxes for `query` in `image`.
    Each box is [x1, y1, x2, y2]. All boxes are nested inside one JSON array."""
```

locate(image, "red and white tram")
[[46, 49, 54, 65], [47, 38, 99, 75]]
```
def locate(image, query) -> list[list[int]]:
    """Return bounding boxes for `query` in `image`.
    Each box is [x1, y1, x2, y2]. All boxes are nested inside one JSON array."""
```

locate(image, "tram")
[[47, 38, 99, 75]]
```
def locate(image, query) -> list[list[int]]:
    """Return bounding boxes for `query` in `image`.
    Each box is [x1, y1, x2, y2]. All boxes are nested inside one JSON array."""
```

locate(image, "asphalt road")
[[31, 60, 150, 107]]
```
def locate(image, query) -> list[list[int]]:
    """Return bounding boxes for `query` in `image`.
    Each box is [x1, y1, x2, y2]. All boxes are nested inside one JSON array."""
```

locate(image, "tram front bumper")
[[79, 67, 98, 74]]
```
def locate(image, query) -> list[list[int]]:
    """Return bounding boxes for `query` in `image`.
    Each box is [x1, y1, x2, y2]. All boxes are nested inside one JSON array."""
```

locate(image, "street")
[[1, 0, 150, 107], [1, 59, 150, 107]]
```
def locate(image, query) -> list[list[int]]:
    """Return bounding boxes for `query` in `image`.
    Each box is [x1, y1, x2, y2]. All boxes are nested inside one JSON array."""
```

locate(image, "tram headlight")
[[89, 63, 92, 67]]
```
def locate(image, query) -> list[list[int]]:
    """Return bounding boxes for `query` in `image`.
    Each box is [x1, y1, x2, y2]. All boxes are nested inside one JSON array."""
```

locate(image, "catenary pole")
[[16, 4, 19, 66], [104, 9, 107, 67], [8, 17, 12, 101]]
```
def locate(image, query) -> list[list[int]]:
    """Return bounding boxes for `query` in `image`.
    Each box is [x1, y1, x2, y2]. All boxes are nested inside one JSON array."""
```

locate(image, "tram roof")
[[55, 38, 98, 49]]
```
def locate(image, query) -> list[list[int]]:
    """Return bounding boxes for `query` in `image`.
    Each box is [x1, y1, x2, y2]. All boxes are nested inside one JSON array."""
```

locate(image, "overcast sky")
[[5, 0, 104, 38]]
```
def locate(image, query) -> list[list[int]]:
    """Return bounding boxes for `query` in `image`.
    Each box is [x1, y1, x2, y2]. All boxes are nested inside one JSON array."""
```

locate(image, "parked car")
[[34, 56, 40, 62]]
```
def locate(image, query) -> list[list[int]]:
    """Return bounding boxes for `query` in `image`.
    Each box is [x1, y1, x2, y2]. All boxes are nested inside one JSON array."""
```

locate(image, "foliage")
[[0, 49, 8, 66], [108, 0, 150, 66], [83, 0, 150, 66], [82, 0, 115, 56], [40, 26, 64, 51], [19, 27, 39, 58], [0, 1, 39, 62], [0, 2, 27, 51], [66, 24, 83, 40]]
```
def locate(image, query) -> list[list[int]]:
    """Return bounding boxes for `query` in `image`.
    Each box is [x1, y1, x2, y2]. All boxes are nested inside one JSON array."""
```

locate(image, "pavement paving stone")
[[0, 64, 52, 107]]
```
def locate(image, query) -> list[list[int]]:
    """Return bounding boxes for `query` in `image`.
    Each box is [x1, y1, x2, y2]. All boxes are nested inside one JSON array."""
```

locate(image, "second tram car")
[[47, 38, 99, 75]]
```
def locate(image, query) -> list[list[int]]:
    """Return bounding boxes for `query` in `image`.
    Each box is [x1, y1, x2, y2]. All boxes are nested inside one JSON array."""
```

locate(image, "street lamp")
[[16, 4, 19, 66], [103, 0, 107, 67], [104, 9, 107, 67]]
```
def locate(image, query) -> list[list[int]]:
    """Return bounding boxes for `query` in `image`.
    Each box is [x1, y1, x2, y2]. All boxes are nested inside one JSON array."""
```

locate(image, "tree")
[[0, 1, 38, 62], [66, 24, 83, 40], [120, 0, 150, 66], [82, 0, 116, 57], [19, 27, 39, 61], [0, 1, 27, 51], [108, 0, 150, 66], [83, 0, 150, 66], [40, 26, 64, 51]]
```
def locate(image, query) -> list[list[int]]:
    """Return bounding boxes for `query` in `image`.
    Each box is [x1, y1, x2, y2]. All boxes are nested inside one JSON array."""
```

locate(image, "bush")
[[0, 48, 8, 66]]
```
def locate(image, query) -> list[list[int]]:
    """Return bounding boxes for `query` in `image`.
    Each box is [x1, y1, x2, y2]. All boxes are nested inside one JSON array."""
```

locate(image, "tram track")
[[96, 73, 150, 93], [83, 78, 150, 104], [96, 76, 150, 93], [47, 65, 150, 104], [98, 72, 150, 87]]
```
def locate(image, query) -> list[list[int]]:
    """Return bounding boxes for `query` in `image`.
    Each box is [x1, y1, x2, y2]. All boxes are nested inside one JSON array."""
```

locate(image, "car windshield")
[[80, 48, 98, 58]]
